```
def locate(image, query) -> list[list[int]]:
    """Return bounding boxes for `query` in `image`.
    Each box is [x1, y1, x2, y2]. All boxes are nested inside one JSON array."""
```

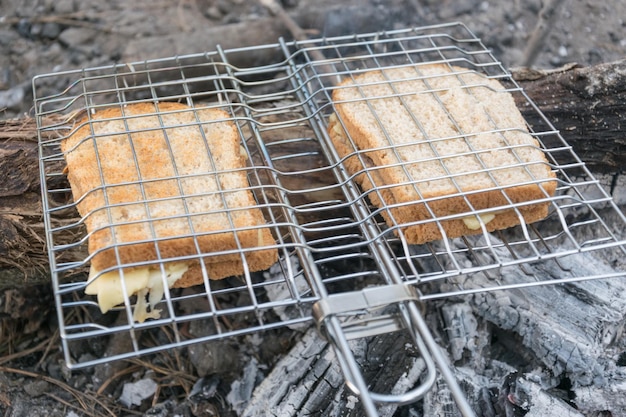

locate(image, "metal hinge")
[[312, 284, 420, 340]]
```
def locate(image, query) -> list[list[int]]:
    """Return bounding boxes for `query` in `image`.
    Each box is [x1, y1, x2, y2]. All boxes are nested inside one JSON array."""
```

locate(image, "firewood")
[[240, 316, 428, 417], [243, 226, 626, 416], [513, 59, 626, 175]]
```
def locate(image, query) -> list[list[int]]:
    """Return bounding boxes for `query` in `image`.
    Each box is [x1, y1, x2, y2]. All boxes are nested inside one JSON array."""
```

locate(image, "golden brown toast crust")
[[329, 64, 557, 244], [62, 102, 277, 283]]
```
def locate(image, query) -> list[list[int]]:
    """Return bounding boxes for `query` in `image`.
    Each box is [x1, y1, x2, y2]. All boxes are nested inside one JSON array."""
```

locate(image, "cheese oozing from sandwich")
[[85, 262, 189, 322], [461, 213, 496, 230], [62, 102, 279, 322]]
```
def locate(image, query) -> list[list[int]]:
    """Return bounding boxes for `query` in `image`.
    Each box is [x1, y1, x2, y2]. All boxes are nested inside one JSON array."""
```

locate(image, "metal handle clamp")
[[312, 284, 437, 408]]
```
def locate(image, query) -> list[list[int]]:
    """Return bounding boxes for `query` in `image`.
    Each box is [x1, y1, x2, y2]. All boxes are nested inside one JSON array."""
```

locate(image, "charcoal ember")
[[23, 380, 51, 397], [187, 341, 238, 380], [499, 374, 584, 417], [144, 399, 191, 417], [227, 358, 261, 415], [119, 378, 158, 408]]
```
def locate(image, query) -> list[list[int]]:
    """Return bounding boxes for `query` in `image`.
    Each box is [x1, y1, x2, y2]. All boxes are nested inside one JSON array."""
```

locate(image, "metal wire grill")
[[35, 22, 626, 415]]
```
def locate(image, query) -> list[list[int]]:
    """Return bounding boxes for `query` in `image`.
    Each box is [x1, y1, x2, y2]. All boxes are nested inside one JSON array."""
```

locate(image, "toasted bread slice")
[[62, 102, 277, 315], [328, 64, 557, 244]]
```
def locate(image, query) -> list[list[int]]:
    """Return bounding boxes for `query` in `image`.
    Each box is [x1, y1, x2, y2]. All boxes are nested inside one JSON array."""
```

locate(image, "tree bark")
[[0, 117, 69, 288], [512, 60, 626, 175]]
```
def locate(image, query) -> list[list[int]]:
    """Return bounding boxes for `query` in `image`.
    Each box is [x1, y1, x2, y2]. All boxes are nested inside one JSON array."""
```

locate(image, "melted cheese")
[[329, 113, 343, 136], [85, 262, 189, 322], [462, 213, 496, 230]]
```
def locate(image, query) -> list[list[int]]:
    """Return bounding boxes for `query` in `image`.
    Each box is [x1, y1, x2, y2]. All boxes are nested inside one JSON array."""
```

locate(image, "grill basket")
[[34, 22, 626, 417]]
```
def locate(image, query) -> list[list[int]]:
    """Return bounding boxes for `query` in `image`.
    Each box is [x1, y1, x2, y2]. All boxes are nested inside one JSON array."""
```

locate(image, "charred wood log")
[[512, 60, 626, 176], [0, 116, 71, 288], [240, 315, 428, 417], [241, 217, 626, 416], [436, 229, 626, 416]]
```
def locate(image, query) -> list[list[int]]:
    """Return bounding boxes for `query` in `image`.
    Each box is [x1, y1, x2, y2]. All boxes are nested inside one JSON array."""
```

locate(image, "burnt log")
[[240, 323, 428, 417], [242, 228, 626, 416], [512, 60, 626, 176], [0, 117, 70, 288], [438, 220, 626, 416]]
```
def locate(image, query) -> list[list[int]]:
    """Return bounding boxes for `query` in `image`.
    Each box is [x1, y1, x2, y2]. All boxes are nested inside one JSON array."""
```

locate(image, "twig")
[[35, 328, 60, 370], [130, 357, 196, 387], [520, 0, 566, 67], [0, 366, 122, 417], [0, 336, 51, 365], [258, 0, 311, 43], [96, 363, 142, 395], [44, 392, 90, 416]]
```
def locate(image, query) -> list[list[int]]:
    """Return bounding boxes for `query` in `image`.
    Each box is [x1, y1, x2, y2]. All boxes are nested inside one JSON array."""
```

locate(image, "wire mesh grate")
[[35, 23, 626, 409]]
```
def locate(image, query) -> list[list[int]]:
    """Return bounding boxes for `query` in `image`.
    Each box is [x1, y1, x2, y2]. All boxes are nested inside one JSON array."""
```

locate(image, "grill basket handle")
[[312, 284, 476, 417]]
